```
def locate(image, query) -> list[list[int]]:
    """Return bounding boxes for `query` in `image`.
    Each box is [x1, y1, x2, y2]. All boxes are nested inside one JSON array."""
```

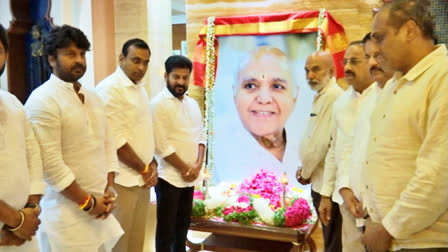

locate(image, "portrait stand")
[[190, 10, 348, 251]]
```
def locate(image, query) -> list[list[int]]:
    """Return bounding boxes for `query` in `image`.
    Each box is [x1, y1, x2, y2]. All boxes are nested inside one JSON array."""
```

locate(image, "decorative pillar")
[[146, 0, 173, 98]]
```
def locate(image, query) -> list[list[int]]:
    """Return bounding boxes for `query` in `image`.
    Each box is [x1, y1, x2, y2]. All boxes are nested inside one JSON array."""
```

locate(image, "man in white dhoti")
[[25, 25, 123, 252], [0, 23, 45, 252]]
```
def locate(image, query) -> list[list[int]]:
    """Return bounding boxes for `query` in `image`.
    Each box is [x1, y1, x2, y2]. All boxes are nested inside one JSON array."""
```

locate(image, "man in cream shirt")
[[0, 23, 45, 251], [25, 25, 123, 252], [319, 41, 374, 252], [298, 51, 343, 252], [96, 38, 157, 252], [362, 0, 448, 251]]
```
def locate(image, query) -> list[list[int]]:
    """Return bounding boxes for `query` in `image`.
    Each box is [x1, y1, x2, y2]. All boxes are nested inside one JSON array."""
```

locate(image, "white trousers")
[[340, 203, 365, 252]]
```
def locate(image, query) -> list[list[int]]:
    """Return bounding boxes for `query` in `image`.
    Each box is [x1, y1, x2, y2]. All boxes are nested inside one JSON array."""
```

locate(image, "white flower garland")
[[204, 16, 216, 193], [317, 8, 326, 51]]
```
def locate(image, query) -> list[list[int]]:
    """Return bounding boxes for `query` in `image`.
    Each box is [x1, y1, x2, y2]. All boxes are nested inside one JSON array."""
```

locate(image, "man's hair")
[[349, 40, 364, 47], [164, 55, 192, 74], [362, 33, 372, 44], [382, 0, 435, 41], [0, 24, 8, 52], [44, 25, 90, 67], [234, 46, 298, 97], [121, 38, 150, 57]]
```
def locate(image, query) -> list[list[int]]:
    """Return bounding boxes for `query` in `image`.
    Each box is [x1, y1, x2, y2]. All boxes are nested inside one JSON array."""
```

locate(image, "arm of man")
[[301, 95, 338, 181], [318, 112, 338, 226], [151, 99, 195, 182], [117, 144, 157, 187], [25, 95, 110, 219], [24, 116, 45, 205], [0, 200, 40, 241]]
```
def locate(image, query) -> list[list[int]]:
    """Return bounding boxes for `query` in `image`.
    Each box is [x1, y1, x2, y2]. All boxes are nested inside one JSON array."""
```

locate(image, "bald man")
[[298, 51, 343, 252]]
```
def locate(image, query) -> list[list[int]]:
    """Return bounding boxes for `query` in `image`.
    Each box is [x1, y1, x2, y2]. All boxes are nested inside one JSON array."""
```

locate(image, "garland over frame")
[[193, 10, 349, 182]]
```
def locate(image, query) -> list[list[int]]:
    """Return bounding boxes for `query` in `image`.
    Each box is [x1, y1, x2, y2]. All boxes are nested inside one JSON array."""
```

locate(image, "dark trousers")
[[155, 178, 194, 252], [312, 190, 343, 252]]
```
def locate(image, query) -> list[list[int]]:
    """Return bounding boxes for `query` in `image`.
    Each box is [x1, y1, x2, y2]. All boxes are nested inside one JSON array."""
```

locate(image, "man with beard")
[[362, 0, 447, 250], [96, 38, 157, 252], [297, 51, 343, 252], [151, 55, 206, 252], [0, 23, 45, 252], [25, 25, 123, 252], [319, 41, 374, 252]]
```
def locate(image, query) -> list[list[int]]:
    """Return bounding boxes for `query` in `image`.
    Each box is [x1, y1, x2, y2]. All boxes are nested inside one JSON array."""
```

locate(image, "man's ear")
[[119, 54, 124, 65], [403, 19, 419, 42], [48, 55, 56, 68], [329, 67, 335, 78], [164, 72, 168, 81]]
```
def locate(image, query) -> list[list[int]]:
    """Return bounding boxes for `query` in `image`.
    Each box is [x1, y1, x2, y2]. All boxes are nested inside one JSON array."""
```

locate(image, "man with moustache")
[[25, 25, 123, 251], [337, 32, 395, 250], [297, 51, 343, 252], [96, 38, 157, 252], [151, 55, 206, 252], [319, 41, 374, 252], [362, 0, 447, 250], [0, 23, 45, 252]]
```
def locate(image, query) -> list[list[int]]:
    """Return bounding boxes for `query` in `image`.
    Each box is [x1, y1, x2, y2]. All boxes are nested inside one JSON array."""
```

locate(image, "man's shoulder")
[[96, 73, 121, 91]]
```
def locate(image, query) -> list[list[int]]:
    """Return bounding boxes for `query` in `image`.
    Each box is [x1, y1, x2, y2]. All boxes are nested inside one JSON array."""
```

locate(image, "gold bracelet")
[[141, 164, 149, 174], [8, 210, 25, 232]]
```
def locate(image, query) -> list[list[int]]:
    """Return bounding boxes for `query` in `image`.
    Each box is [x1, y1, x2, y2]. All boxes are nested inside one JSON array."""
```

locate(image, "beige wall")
[[92, 0, 116, 85], [186, 0, 382, 110]]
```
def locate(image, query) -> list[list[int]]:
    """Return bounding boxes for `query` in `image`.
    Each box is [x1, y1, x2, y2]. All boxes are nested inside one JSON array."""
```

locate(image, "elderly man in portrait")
[[361, 0, 448, 251], [297, 50, 343, 252], [215, 46, 301, 183]]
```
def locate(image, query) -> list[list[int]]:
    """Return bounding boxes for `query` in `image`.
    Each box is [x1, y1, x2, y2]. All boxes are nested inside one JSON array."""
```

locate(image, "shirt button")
[[394, 91, 397, 94], [373, 137, 376, 142], [382, 114, 386, 119], [365, 161, 369, 165]]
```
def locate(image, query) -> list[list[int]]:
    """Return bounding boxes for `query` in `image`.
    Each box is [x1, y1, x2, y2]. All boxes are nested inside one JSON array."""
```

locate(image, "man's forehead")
[[344, 45, 364, 58]]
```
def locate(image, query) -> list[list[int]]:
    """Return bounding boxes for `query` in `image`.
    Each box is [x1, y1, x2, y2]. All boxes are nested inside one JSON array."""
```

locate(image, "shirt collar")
[[401, 44, 447, 82], [49, 74, 86, 94], [115, 66, 138, 88]]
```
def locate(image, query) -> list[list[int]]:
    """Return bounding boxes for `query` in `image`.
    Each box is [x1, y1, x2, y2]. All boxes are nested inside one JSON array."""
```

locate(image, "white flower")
[[252, 197, 274, 225]]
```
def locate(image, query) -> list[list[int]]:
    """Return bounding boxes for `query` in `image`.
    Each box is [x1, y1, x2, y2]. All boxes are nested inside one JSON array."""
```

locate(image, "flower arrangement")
[[192, 169, 317, 229]]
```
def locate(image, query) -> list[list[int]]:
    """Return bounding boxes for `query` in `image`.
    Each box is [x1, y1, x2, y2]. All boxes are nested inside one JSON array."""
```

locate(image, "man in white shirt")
[[319, 41, 374, 252], [298, 51, 343, 252], [339, 32, 394, 233], [0, 24, 45, 252], [151, 55, 206, 252], [25, 25, 123, 252], [96, 38, 157, 252], [362, 1, 448, 251]]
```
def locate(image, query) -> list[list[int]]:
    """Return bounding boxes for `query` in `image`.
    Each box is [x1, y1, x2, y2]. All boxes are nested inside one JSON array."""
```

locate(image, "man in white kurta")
[[96, 38, 157, 252], [25, 25, 123, 252], [319, 42, 374, 252], [0, 25, 46, 251], [151, 55, 206, 252], [361, 1, 448, 250], [298, 51, 343, 252]]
